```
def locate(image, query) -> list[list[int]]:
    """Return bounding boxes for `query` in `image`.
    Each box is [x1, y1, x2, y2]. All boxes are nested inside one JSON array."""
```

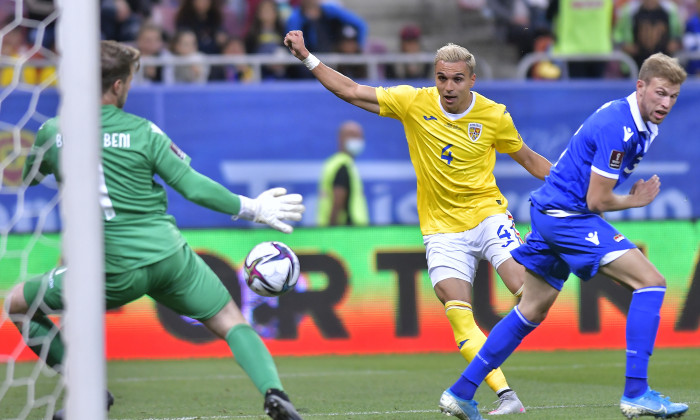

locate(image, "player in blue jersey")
[[438, 53, 689, 420]]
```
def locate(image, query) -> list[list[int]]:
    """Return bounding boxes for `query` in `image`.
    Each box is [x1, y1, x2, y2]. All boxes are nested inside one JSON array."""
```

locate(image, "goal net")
[[0, 1, 104, 419]]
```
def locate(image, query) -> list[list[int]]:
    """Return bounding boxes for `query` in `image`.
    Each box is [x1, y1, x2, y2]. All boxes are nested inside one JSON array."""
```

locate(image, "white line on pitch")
[[110, 358, 689, 383], [112, 404, 624, 420]]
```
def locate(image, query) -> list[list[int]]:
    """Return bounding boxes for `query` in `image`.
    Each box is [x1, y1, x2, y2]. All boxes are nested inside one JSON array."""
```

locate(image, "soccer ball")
[[244, 241, 300, 297]]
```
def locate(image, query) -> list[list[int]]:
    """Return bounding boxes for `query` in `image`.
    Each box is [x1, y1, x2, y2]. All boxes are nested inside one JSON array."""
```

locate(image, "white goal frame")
[[56, 1, 105, 419]]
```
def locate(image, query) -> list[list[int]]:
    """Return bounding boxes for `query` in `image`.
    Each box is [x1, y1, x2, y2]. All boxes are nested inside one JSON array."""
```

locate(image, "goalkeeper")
[[6, 40, 304, 420]]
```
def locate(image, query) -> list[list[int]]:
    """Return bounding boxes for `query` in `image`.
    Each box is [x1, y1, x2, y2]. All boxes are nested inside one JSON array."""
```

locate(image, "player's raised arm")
[[284, 30, 380, 114]]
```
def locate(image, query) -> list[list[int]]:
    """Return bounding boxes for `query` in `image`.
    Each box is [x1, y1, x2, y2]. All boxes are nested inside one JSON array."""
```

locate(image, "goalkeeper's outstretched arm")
[[170, 168, 304, 234]]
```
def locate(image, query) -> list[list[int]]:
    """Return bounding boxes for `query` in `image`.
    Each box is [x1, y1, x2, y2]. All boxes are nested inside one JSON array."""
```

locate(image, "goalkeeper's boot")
[[264, 388, 303, 420], [439, 389, 483, 420], [620, 387, 688, 418], [488, 390, 526, 415], [52, 390, 114, 420]]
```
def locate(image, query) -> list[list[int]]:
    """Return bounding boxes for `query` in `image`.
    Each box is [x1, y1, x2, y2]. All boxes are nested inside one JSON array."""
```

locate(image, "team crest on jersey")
[[170, 142, 187, 160], [609, 150, 624, 169], [468, 123, 482, 142]]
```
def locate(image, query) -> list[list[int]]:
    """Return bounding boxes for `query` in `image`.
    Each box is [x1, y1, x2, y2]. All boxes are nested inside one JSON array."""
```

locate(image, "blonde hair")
[[434, 43, 476, 75], [639, 53, 687, 85]]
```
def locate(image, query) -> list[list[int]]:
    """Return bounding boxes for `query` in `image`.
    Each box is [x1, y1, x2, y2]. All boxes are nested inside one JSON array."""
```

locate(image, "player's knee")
[[527, 309, 548, 324], [641, 272, 666, 289], [517, 302, 547, 324], [7, 283, 29, 316]]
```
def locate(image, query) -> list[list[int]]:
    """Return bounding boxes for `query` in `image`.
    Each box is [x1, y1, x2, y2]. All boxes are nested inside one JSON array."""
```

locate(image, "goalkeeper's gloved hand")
[[233, 187, 305, 234]]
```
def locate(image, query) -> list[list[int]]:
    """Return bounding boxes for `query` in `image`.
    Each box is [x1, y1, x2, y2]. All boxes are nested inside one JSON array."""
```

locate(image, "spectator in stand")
[[209, 37, 255, 82], [335, 25, 367, 79], [613, 0, 683, 71], [134, 22, 171, 83], [242, 0, 300, 33], [285, 0, 367, 78], [683, 0, 700, 75], [24, 0, 56, 49], [1, 23, 27, 86], [245, 0, 288, 80], [175, 0, 228, 55], [101, 0, 153, 43], [285, 0, 367, 52], [547, 0, 614, 79], [164, 29, 210, 83], [486, 0, 535, 58], [385, 24, 432, 80], [0, 19, 56, 86]]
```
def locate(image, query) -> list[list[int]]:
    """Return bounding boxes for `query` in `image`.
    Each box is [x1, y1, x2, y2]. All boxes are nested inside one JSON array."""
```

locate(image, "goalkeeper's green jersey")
[[24, 105, 192, 274]]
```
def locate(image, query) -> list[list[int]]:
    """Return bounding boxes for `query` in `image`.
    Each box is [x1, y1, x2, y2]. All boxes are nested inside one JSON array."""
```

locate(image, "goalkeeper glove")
[[233, 187, 305, 234]]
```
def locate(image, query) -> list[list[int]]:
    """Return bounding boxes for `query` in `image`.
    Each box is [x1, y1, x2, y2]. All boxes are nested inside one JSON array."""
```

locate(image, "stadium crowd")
[[1, 0, 700, 84]]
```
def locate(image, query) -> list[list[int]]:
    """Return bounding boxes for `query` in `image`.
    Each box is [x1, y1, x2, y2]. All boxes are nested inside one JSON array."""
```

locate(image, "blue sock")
[[624, 286, 665, 399], [449, 306, 538, 400]]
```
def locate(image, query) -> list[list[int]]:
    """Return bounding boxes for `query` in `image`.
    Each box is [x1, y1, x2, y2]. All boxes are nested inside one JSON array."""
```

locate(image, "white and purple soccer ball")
[[244, 241, 300, 297]]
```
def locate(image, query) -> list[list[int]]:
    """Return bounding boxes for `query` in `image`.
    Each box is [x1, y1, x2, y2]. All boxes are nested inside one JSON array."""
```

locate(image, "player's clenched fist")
[[629, 174, 661, 207], [284, 31, 310, 61]]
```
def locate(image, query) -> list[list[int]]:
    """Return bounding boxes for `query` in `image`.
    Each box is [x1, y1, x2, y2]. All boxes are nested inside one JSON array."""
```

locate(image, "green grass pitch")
[[1, 348, 698, 419]]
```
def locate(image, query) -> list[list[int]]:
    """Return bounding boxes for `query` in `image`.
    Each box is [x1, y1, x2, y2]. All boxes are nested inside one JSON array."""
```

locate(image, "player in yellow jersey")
[[284, 31, 552, 416]]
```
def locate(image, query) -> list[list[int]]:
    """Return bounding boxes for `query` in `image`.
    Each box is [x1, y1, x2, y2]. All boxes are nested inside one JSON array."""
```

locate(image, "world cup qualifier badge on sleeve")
[[170, 142, 188, 160], [609, 150, 624, 170]]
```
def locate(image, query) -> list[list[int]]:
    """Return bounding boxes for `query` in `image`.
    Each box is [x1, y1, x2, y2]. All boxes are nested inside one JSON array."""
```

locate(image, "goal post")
[[56, 0, 105, 419]]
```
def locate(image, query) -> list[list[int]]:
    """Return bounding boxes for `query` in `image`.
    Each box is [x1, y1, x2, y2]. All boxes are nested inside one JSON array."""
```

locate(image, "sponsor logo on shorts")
[[585, 231, 600, 246], [609, 150, 624, 170], [614, 233, 625, 242]]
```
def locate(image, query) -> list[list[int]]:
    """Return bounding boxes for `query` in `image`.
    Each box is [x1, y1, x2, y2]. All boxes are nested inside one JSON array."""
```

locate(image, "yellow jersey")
[[376, 85, 523, 235]]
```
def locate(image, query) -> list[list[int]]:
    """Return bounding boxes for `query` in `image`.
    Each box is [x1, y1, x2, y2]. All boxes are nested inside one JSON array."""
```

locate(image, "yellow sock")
[[445, 300, 510, 394]]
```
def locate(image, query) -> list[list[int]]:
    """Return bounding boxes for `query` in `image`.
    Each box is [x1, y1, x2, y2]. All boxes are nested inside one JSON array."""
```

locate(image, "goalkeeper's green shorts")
[[23, 244, 230, 321]]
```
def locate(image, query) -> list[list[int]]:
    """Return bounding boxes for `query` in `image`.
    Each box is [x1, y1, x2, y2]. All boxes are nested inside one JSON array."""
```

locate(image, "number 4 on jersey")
[[441, 144, 453, 165]]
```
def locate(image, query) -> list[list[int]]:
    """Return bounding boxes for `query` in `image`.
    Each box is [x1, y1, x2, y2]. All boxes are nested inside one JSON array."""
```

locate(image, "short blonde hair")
[[639, 53, 687, 85], [434, 43, 476, 75]]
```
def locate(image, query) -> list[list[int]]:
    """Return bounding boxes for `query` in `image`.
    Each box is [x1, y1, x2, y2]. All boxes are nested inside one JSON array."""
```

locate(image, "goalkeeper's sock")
[[226, 323, 283, 394], [450, 306, 538, 400], [445, 300, 511, 394], [26, 314, 64, 370], [624, 287, 665, 399]]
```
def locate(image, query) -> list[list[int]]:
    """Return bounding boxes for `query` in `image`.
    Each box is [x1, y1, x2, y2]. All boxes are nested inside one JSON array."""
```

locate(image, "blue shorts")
[[510, 206, 636, 291]]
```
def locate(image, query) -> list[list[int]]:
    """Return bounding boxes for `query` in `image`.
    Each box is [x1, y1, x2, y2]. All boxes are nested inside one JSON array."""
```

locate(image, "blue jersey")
[[530, 92, 658, 214]]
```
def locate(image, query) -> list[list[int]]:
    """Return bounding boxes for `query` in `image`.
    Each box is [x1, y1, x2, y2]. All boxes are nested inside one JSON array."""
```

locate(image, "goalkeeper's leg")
[[201, 301, 302, 420], [6, 268, 67, 371], [160, 245, 302, 419], [202, 300, 284, 393]]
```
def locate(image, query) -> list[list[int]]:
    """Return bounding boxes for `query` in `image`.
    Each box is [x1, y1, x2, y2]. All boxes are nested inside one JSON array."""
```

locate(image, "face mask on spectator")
[[344, 137, 365, 156]]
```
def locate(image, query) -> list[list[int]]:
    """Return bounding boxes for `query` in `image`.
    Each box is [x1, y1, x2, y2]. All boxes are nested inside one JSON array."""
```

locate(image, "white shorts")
[[423, 211, 523, 287]]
